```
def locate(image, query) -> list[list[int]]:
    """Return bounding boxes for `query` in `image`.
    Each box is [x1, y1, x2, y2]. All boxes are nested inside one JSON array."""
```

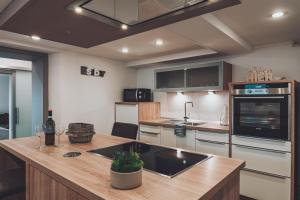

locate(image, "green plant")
[[111, 148, 143, 173]]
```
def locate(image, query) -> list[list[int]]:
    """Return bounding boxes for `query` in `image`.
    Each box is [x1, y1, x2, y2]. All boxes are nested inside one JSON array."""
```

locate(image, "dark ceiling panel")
[[0, 0, 240, 48]]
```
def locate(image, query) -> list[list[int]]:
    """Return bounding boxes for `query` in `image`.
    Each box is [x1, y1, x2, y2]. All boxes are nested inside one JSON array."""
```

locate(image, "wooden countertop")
[[0, 135, 244, 200], [139, 119, 229, 133]]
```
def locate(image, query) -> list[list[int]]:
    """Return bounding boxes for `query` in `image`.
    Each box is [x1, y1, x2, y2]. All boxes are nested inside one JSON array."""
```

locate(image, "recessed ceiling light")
[[121, 24, 128, 30], [272, 11, 285, 19], [74, 7, 83, 14], [155, 39, 164, 46], [121, 47, 129, 54], [31, 35, 41, 41]]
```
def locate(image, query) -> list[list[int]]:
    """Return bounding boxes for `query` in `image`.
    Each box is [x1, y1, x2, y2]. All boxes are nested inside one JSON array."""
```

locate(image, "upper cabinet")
[[155, 61, 232, 92], [156, 69, 185, 89]]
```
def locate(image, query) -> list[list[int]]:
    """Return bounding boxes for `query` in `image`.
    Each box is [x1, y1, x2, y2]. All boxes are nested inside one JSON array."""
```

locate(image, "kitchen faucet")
[[184, 101, 194, 122]]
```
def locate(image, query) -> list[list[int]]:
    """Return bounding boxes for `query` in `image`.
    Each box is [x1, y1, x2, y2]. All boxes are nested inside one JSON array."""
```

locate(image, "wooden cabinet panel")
[[28, 165, 88, 200], [138, 102, 160, 121]]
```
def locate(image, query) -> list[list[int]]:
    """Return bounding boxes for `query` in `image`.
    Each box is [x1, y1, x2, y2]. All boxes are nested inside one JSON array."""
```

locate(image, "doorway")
[[0, 46, 48, 139], [0, 73, 10, 140]]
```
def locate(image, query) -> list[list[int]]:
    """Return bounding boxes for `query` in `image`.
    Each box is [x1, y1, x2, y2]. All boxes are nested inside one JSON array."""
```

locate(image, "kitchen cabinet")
[[160, 127, 176, 147], [115, 102, 160, 125], [139, 124, 161, 145], [154, 61, 232, 92], [176, 130, 196, 151], [161, 127, 195, 151], [195, 131, 229, 157], [231, 135, 292, 199], [156, 69, 185, 89], [240, 170, 291, 200], [232, 144, 291, 177]]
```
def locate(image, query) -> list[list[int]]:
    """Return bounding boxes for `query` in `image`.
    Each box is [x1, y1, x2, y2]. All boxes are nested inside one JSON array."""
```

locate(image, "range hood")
[[79, 0, 206, 26], [68, 0, 241, 28]]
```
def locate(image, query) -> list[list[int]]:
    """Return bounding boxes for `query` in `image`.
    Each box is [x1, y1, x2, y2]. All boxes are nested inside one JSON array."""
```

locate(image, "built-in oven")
[[231, 83, 292, 141]]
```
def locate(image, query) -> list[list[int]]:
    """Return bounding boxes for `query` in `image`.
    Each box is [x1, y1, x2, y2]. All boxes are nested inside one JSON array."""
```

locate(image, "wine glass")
[[55, 126, 65, 147], [34, 125, 44, 150]]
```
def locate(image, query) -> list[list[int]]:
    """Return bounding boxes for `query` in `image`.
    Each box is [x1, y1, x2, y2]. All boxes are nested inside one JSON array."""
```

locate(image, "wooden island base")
[[0, 135, 244, 200]]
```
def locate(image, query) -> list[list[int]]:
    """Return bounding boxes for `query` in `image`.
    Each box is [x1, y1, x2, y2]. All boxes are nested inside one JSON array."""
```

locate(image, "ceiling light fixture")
[[272, 11, 285, 19], [121, 24, 128, 30], [31, 35, 41, 41], [121, 47, 129, 54], [155, 39, 164, 46], [74, 7, 83, 14]]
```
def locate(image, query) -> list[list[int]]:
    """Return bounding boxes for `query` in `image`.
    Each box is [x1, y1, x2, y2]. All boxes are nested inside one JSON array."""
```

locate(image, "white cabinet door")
[[160, 127, 176, 148], [176, 130, 196, 151], [140, 131, 161, 145], [196, 139, 229, 157], [232, 144, 291, 177], [240, 170, 291, 200], [115, 104, 138, 125]]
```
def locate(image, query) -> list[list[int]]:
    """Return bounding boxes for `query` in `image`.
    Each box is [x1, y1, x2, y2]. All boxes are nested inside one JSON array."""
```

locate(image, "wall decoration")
[[81, 66, 106, 77], [246, 67, 273, 82]]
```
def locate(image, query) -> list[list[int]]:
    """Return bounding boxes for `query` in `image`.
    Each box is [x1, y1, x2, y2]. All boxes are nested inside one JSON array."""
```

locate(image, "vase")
[[110, 169, 142, 190]]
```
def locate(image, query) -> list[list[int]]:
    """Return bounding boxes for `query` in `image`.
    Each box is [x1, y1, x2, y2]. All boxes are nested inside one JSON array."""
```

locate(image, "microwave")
[[123, 89, 152, 102]]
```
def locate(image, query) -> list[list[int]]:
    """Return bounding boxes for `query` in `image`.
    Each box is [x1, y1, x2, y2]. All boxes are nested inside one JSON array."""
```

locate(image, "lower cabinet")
[[195, 131, 229, 157], [140, 131, 161, 145], [139, 125, 161, 145], [232, 144, 291, 177], [161, 128, 196, 151], [231, 137, 292, 200], [160, 127, 176, 147], [196, 139, 229, 157], [176, 130, 196, 151], [240, 170, 291, 200]]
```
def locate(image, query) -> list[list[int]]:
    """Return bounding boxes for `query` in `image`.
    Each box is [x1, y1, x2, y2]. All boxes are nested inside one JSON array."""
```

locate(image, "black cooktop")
[[88, 142, 210, 178]]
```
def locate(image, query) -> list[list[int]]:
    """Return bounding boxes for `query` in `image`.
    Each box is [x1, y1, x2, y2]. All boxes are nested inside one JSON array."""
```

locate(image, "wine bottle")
[[44, 110, 55, 146]]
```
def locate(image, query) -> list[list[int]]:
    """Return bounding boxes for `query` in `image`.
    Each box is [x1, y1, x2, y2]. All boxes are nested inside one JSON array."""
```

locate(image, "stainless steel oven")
[[231, 83, 292, 141]]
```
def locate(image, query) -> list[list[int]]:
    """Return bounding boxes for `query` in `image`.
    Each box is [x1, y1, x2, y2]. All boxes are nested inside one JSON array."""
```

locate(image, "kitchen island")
[[0, 134, 245, 200]]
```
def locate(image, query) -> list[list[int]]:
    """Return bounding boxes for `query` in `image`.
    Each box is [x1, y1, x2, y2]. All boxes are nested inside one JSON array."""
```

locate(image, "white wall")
[[0, 74, 9, 114], [49, 52, 137, 134], [0, 57, 32, 70], [136, 44, 300, 121]]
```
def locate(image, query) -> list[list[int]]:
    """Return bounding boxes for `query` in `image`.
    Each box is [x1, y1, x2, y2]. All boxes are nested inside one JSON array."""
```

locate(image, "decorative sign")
[[246, 67, 273, 82], [81, 66, 106, 77]]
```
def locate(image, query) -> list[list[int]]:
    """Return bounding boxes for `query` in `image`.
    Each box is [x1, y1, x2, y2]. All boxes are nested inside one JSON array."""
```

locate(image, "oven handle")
[[234, 96, 285, 99]]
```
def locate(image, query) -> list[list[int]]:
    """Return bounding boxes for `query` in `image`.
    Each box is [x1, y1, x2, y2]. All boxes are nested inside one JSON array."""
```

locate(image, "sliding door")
[[15, 71, 32, 138]]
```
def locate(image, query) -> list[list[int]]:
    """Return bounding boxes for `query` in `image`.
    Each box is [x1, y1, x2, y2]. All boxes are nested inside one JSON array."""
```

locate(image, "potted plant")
[[110, 148, 143, 189]]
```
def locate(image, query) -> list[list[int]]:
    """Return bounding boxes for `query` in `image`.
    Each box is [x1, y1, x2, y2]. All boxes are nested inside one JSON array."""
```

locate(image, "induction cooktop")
[[88, 142, 211, 178]]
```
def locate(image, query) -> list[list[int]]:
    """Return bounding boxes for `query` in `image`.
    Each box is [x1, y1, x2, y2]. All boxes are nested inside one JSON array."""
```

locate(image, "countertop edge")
[[139, 121, 229, 134]]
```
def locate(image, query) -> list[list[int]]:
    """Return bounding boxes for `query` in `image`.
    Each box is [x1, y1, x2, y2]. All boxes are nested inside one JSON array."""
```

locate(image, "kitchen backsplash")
[[154, 91, 229, 122]]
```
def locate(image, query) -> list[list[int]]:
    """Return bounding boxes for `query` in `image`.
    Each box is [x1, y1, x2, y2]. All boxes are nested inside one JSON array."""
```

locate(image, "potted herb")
[[110, 149, 143, 189]]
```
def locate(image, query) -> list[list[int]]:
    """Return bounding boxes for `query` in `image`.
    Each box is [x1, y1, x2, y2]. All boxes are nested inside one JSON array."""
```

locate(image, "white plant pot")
[[110, 169, 142, 190]]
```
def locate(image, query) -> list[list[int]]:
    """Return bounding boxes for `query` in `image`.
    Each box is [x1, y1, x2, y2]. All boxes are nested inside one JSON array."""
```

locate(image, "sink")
[[163, 119, 206, 126], [182, 122, 206, 126], [164, 119, 185, 124]]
